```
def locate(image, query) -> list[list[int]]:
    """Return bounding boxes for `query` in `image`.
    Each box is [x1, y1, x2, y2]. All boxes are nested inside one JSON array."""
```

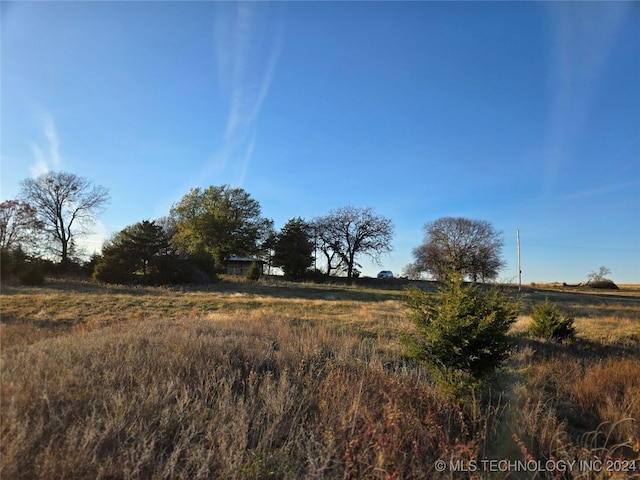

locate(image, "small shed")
[[223, 255, 264, 276]]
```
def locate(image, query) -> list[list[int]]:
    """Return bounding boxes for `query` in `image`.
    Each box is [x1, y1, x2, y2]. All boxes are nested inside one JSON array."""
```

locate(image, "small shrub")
[[92, 257, 134, 284], [528, 298, 575, 342], [18, 264, 45, 286], [303, 269, 327, 283], [404, 275, 520, 394], [82, 254, 101, 277], [154, 257, 199, 284], [246, 262, 262, 281]]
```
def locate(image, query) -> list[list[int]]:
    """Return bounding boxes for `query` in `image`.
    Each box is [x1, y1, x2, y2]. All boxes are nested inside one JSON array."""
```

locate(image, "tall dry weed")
[[1, 313, 497, 479], [3, 279, 638, 479], [568, 358, 640, 443], [508, 336, 640, 478]]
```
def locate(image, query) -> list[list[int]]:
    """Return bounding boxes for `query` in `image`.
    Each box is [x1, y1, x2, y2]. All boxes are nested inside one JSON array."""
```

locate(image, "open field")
[[2, 277, 639, 479]]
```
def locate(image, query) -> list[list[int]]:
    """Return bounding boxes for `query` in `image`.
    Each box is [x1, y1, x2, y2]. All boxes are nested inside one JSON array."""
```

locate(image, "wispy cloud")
[[237, 132, 256, 187], [29, 112, 61, 176], [29, 145, 49, 177], [542, 2, 630, 196], [44, 115, 61, 167], [198, 2, 283, 186], [222, 3, 282, 141], [561, 180, 640, 202]]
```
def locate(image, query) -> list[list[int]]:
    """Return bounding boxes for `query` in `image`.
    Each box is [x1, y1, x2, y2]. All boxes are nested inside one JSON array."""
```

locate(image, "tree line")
[[1, 171, 505, 284]]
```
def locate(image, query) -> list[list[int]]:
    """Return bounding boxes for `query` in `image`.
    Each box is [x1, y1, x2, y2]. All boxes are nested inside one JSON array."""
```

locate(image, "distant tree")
[[587, 266, 611, 283], [261, 230, 278, 275], [273, 217, 314, 280], [155, 215, 178, 242], [122, 220, 171, 278], [402, 262, 423, 281], [585, 266, 618, 289], [93, 220, 172, 284], [169, 185, 273, 268], [312, 217, 344, 277], [0, 200, 43, 252], [313, 206, 393, 279], [20, 171, 110, 267], [409, 217, 504, 282]]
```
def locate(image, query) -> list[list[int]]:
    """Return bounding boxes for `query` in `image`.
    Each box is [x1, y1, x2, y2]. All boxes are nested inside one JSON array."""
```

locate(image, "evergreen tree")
[[404, 274, 519, 394], [273, 218, 314, 280], [93, 220, 171, 284]]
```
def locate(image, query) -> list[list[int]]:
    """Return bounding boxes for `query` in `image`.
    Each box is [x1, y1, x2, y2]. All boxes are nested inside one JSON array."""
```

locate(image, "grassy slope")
[[1, 276, 639, 479]]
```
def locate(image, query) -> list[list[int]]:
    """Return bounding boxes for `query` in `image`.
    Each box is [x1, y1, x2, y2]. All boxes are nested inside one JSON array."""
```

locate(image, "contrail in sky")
[[197, 2, 284, 187], [30, 112, 61, 176], [543, 2, 630, 197]]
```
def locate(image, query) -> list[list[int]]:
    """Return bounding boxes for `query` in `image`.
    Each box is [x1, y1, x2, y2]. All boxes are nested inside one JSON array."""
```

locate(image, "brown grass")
[[1, 312, 494, 479], [507, 314, 640, 476], [516, 355, 639, 441], [1, 277, 639, 479]]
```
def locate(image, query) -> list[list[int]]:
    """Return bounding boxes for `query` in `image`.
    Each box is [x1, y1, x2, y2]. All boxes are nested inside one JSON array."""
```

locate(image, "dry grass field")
[[1, 276, 639, 479]]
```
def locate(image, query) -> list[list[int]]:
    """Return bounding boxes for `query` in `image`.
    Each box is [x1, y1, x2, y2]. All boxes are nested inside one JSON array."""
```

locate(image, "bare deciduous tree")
[[0, 200, 43, 252], [409, 217, 504, 282], [313, 206, 393, 279], [20, 171, 110, 266], [312, 217, 345, 277], [587, 266, 611, 283]]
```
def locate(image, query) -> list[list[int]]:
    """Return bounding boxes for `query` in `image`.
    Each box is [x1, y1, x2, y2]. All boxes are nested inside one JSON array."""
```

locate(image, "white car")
[[377, 270, 393, 279]]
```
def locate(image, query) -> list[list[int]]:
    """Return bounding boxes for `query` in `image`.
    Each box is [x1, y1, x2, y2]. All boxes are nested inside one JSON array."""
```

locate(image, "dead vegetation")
[[1, 277, 639, 478]]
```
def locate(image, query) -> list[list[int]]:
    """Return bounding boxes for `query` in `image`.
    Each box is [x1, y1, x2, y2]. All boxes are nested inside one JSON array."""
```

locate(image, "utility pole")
[[517, 229, 521, 291]]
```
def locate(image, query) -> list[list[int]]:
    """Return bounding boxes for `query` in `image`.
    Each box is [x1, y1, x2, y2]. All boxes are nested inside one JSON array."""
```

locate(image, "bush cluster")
[[1, 247, 97, 282], [93, 254, 215, 285], [1, 247, 25, 280], [2, 248, 48, 285], [18, 264, 45, 286]]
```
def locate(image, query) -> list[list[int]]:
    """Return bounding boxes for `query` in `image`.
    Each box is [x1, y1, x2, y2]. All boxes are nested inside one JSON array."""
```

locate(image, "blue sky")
[[2, 1, 639, 283]]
